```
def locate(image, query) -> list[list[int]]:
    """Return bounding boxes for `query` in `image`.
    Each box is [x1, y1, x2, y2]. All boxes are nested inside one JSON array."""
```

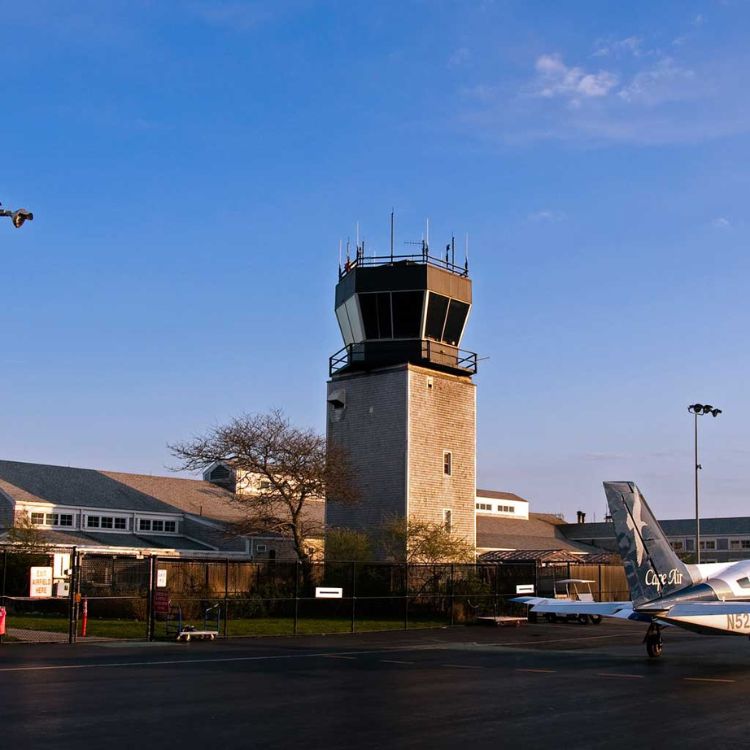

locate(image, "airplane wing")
[[525, 600, 633, 617], [512, 596, 638, 619]]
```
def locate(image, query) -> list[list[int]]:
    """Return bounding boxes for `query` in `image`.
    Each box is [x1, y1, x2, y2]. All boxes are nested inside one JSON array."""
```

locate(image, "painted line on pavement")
[[380, 660, 414, 665], [0, 642, 488, 674], [487, 633, 633, 647], [515, 668, 556, 673], [441, 664, 483, 669], [683, 677, 736, 684], [596, 673, 644, 679]]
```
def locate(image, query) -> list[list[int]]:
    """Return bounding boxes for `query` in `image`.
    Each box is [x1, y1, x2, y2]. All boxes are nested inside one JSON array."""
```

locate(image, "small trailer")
[[475, 615, 526, 628], [546, 579, 602, 625]]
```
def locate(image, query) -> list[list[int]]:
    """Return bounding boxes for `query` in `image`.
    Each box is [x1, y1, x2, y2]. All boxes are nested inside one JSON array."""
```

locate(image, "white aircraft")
[[515, 481, 750, 657]]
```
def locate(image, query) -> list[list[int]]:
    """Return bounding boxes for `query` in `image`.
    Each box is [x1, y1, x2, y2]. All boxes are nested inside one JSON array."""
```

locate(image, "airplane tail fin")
[[604, 482, 695, 607]]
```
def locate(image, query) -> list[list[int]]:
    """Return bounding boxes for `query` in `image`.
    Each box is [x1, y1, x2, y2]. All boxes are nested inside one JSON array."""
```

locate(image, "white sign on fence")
[[315, 587, 343, 599], [156, 569, 168, 588], [53, 553, 71, 580], [30, 567, 53, 598], [515, 584, 535, 594]]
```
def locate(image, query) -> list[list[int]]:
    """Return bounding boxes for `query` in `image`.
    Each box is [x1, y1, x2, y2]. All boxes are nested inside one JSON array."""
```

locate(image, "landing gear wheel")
[[578, 614, 590, 625], [590, 615, 602, 625], [644, 623, 663, 658]]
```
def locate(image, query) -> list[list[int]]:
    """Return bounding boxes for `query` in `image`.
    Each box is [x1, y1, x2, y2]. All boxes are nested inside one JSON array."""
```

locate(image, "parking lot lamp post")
[[687, 403, 722, 564]]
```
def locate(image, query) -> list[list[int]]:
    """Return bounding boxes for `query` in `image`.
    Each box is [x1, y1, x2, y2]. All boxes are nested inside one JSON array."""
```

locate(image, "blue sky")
[[1, 1, 748, 521]]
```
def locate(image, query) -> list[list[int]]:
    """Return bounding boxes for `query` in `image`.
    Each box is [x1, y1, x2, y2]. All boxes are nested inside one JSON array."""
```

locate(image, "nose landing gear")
[[644, 622, 663, 658]]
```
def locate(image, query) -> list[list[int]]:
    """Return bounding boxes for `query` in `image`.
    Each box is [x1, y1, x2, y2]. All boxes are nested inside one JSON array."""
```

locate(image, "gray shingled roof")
[[476, 513, 600, 554], [478, 549, 585, 563], [476, 489, 529, 503], [0, 459, 247, 521], [561, 517, 750, 541], [0, 459, 325, 531], [0, 527, 213, 551]]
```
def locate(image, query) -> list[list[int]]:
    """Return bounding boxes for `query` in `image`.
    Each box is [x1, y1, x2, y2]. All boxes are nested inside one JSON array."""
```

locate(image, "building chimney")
[[576, 510, 586, 524]]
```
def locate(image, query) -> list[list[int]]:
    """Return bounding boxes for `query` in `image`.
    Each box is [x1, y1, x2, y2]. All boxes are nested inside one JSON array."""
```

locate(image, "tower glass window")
[[425, 293, 450, 341], [360, 292, 393, 339], [442, 300, 470, 346], [443, 451, 452, 476], [391, 291, 424, 338]]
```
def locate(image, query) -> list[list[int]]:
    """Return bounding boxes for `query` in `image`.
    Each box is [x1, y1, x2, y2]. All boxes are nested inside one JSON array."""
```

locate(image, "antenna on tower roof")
[[390, 209, 394, 261], [338, 239, 342, 274], [464, 233, 469, 273]]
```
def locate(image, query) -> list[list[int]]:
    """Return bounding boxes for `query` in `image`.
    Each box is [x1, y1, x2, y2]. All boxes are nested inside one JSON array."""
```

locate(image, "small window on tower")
[[443, 509, 452, 532], [443, 451, 452, 476]]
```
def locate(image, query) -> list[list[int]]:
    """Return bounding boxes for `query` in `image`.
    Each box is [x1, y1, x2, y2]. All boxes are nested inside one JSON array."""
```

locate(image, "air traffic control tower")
[[326, 235, 477, 552]]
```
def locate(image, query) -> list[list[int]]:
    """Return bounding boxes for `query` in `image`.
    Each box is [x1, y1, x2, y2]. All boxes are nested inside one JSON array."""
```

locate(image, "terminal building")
[[0, 459, 323, 559], [560, 516, 750, 564]]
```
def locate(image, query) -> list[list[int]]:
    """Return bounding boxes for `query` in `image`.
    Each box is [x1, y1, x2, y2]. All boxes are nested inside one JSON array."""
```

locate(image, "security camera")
[[11, 209, 33, 228]]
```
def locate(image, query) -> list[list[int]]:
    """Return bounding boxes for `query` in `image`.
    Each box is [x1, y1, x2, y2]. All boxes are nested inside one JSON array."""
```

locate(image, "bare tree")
[[170, 410, 359, 564], [7, 511, 49, 553]]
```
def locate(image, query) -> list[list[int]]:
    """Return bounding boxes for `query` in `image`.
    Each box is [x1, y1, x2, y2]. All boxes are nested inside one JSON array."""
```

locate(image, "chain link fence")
[[0, 547, 628, 644]]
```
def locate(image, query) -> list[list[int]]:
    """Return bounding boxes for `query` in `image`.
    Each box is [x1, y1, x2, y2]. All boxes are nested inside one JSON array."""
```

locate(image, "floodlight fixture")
[[0, 202, 34, 229]]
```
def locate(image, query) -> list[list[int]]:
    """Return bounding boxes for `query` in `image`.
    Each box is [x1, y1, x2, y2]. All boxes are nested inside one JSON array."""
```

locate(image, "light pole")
[[687, 403, 722, 564], [0, 202, 33, 228]]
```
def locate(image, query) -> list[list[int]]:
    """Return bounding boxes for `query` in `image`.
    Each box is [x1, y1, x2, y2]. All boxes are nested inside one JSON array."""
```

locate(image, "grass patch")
[[3, 614, 449, 641]]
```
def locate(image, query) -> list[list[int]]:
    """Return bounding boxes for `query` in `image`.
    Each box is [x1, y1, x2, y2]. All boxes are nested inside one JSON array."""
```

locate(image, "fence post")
[[598, 563, 603, 602], [68, 547, 78, 644], [146, 555, 156, 642], [350, 561, 356, 634], [403, 563, 409, 631], [223, 559, 229, 638], [494, 564, 499, 617], [293, 560, 299, 635], [449, 564, 455, 627]]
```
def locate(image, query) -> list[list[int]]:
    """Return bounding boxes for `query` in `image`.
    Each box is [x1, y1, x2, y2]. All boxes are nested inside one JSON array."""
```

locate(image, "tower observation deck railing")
[[329, 339, 478, 377], [339, 248, 469, 280]]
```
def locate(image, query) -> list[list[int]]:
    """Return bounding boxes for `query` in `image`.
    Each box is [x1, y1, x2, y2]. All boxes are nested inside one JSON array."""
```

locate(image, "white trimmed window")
[[86, 514, 129, 532], [138, 518, 178, 534], [443, 451, 452, 477], [30, 511, 74, 528], [443, 509, 452, 532]]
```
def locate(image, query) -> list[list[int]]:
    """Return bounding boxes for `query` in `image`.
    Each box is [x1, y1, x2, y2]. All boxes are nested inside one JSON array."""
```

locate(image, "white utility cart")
[[545, 578, 602, 625]]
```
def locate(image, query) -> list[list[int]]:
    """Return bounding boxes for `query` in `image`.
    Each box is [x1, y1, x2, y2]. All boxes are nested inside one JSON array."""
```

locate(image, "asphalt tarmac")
[[1, 620, 749, 749]]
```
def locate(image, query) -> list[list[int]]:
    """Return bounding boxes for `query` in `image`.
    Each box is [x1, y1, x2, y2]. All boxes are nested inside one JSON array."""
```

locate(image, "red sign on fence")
[[153, 590, 170, 615]]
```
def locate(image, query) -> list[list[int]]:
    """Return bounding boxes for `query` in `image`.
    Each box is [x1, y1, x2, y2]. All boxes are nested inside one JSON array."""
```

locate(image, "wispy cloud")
[[528, 209, 566, 223], [593, 36, 645, 58], [579, 451, 630, 462], [459, 40, 750, 146], [712, 216, 731, 229], [448, 47, 470, 68], [189, 2, 275, 31], [617, 57, 696, 104], [533, 54, 618, 105]]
